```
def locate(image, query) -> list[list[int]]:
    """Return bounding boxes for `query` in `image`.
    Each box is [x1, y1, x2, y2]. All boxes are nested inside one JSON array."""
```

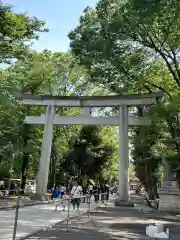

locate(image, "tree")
[[0, 2, 48, 184], [0, 3, 47, 64], [61, 125, 114, 183], [131, 119, 163, 199], [69, 0, 180, 198], [0, 1, 124, 191], [1, 50, 113, 189], [69, 0, 180, 92]]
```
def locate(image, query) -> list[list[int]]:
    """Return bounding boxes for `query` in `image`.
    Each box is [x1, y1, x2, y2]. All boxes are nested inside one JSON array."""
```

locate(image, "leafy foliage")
[[69, 0, 180, 91], [69, 0, 180, 197], [0, 46, 119, 185], [0, 3, 47, 64], [4, 0, 180, 197], [61, 126, 114, 182]]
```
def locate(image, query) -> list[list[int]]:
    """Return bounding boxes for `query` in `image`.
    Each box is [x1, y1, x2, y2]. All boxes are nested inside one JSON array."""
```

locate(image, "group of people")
[[51, 181, 110, 211], [51, 185, 66, 200], [84, 183, 110, 203], [51, 182, 82, 211]]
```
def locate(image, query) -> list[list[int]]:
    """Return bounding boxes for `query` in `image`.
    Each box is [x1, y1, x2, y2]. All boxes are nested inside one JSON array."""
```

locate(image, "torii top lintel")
[[22, 91, 163, 107]]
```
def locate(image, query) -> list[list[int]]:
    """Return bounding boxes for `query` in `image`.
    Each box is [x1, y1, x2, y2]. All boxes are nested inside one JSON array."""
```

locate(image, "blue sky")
[[7, 0, 98, 52]]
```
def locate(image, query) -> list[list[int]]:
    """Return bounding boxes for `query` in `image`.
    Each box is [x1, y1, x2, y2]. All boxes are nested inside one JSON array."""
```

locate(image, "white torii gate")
[[22, 92, 162, 201]]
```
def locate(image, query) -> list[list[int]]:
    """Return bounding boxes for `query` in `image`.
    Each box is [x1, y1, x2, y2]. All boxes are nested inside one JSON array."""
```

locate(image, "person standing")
[[89, 184, 93, 197], [93, 184, 100, 202], [60, 185, 66, 198], [70, 182, 82, 212], [82, 185, 86, 203], [105, 183, 110, 201], [55, 190, 69, 211], [100, 183, 106, 203], [87, 184, 93, 203]]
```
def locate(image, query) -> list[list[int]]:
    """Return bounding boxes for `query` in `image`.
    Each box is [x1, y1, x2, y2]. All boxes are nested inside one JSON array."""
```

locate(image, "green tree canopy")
[[0, 3, 47, 64], [69, 0, 180, 92], [61, 125, 114, 182], [69, 0, 180, 198]]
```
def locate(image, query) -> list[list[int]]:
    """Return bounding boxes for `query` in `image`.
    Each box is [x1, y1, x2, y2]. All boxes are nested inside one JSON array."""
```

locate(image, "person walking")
[[55, 190, 69, 211], [105, 183, 110, 202], [60, 185, 66, 198], [89, 184, 93, 200], [82, 185, 86, 203], [100, 183, 106, 203], [70, 182, 82, 212], [93, 184, 100, 202], [51, 186, 61, 201]]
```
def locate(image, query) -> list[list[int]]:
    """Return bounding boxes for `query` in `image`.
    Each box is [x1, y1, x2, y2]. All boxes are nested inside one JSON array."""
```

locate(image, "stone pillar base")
[[159, 181, 180, 213], [115, 198, 134, 207]]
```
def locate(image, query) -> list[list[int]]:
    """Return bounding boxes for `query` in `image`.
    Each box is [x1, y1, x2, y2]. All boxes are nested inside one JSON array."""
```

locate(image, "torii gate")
[[22, 92, 162, 201]]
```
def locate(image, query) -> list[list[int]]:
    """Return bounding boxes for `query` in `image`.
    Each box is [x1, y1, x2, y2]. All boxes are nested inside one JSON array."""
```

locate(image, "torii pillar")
[[118, 105, 129, 201], [36, 105, 55, 199]]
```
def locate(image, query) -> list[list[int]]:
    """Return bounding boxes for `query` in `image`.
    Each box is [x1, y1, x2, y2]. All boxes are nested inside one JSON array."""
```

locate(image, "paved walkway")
[[28, 205, 180, 240], [0, 199, 99, 240]]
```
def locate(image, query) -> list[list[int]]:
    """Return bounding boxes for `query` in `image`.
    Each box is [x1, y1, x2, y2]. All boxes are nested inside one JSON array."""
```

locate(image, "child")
[[55, 191, 69, 211], [62, 191, 69, 211], [52, 186, 61, 201]]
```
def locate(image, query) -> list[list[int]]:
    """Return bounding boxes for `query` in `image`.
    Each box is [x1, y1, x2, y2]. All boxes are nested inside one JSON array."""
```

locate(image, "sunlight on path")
[[0, 201, 98, 240]]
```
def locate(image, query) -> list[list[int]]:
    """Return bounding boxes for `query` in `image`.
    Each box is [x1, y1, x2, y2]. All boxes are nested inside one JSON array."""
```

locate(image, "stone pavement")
[[28, 205, 180, 240], [0, 199, 99, 240]]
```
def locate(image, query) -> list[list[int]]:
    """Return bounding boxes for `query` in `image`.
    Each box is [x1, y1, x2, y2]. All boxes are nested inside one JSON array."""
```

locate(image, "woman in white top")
[[70, 182, 82, 211]]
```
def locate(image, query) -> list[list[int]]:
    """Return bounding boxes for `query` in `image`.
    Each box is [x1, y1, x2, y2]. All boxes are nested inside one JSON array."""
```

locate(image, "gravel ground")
[[28, 204, 180, 240]]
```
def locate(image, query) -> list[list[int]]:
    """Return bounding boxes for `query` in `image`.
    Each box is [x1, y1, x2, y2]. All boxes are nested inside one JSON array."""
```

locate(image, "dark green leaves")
[[0, 3, 47, 63]]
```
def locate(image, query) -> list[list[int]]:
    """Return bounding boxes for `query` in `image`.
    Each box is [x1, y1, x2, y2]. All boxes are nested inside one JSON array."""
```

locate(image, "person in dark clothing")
[[100, 183, 106, 203], [98, 185, 101, 200], [93, 184, 101, 202], [82, 185, 86, 203], [105, 184, 110, 201], [10, 181, 16, 196], [51, 186, 55, 200]]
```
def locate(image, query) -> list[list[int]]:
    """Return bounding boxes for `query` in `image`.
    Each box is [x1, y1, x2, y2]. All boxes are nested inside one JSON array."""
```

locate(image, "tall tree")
[[61, 125, 114, 183], [1, 51, 105, 189], [69, 0, 180, 92], [69, 0, 180, 197], [0, 3, 47, 64]]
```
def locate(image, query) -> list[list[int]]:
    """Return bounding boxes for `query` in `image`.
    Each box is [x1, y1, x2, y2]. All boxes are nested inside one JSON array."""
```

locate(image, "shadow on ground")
[[28, 205, 180, 240]]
